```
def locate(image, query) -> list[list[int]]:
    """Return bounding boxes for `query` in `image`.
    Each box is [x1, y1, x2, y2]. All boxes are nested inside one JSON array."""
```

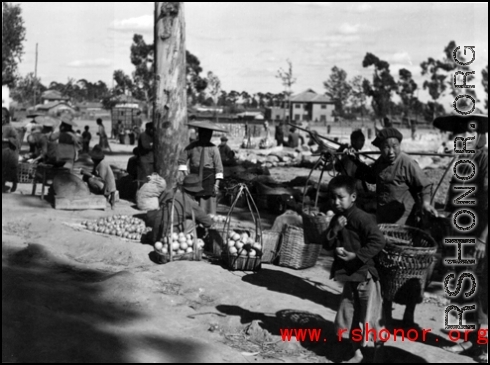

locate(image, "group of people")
[[321, 116, 487, 363]]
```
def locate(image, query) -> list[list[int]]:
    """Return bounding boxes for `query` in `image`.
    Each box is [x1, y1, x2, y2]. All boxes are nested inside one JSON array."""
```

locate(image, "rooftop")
[[290, 89, 334, 103]]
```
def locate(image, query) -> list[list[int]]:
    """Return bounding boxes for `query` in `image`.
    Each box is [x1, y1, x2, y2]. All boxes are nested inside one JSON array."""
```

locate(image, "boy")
[[324, 175, 386, 363], [82, 126, 92, 154]]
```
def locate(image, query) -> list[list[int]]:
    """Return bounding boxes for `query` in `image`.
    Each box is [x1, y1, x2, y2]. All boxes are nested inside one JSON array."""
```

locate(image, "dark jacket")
[[149, 189, 213, 243], [325, 205, 385, 282]]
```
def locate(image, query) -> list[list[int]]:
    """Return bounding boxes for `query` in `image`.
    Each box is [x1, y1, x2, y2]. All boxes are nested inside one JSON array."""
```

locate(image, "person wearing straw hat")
[[2, 108, 20, 193], [149, 174, 214, 244], [81, 144, 117, 209], [178, 120, 225, 215], [346, 126, 439, 328], [433, 114, 488, 363]]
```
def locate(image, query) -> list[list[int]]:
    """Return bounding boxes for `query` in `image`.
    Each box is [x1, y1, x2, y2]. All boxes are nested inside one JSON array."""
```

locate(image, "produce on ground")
[[81, 215, 151, 241]]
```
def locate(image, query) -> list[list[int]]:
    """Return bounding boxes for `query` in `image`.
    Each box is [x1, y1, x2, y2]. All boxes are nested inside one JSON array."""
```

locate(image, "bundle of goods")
[[136, 173, 167, 211], [376, 224, 438, 303], [277, 224, 322, 270], [222, 183, 263, 271], [153, 187, 202, 264], [81, 215, 151, 242]]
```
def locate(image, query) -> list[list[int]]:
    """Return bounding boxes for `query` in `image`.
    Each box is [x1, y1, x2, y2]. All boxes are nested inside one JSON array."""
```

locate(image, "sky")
[[12, 2, 490, 108]]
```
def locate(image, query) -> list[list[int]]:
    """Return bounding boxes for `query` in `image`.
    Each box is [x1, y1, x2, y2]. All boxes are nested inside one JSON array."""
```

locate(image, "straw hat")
[[183, 174, 204, 194], [433, 114, 488, 134], [187, 120, 229, 133]]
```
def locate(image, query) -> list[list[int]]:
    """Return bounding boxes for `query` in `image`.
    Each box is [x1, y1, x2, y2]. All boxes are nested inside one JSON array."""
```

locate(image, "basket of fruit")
[[80, 215, 151, 242], [222, 183, 263, 271], [152, 187, 203, 264]]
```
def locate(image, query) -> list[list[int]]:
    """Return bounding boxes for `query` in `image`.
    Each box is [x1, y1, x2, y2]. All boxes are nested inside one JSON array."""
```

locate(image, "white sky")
[[13, 2, 489, 108]]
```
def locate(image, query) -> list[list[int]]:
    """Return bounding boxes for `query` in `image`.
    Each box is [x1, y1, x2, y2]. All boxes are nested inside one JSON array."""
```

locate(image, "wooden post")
[[153, 2, 187, 190]]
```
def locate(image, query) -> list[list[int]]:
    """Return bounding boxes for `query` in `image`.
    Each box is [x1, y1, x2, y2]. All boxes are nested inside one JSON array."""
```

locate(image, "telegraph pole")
[[33, 43, 38, 106], [153, 2, 188, 190]]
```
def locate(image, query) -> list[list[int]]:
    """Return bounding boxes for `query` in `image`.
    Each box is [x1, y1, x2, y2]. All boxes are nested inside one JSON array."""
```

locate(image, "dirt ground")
[[2, 125, 480, 363]]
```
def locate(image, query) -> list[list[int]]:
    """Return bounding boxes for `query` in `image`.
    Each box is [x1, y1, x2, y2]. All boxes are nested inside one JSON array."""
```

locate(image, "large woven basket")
[[377, 224, 438, 302], [224, 253, 261, 271], [278, 225, 322, 270], [261, 230, 281, 264]]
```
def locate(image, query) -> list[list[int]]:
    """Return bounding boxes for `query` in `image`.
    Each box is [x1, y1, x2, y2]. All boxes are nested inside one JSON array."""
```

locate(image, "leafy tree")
[[324, 66, 352, 117], [186, 50, 208, 104], [348, 75, 367, 117], [483, 65, 488, 109], [11, 72, 46, 104], [362, 53, 397, 120], [2, 2, 26, 85], [130, 34, 154, 108], [397, 68, 418, 120], [276, 60, 297, 120]]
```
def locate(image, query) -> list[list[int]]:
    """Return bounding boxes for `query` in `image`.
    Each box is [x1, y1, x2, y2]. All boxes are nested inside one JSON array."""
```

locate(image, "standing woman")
[[178, 121, 225, 215], [96, 118, 111, 152], [2, 108, 20, 193]]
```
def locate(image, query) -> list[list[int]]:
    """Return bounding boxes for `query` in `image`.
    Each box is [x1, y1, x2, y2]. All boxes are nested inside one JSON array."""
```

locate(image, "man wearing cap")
[[149, 174, 214, 244], [81, 144, 117, 209], [346, 126, 438, 328], [218, 135, 236, 167], [137, 122, 155, 184], [178, 121, 225, 215]]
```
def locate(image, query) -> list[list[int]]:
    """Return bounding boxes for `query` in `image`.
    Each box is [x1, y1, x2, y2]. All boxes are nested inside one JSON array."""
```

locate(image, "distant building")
[[41, 90, 70, 104], [36, 101, 76, 118], [267, 89, 335, 123], [76, 101, 104, 118]]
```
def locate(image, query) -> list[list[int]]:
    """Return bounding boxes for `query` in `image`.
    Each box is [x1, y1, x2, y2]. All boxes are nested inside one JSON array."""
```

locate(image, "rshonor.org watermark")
[[443, 45, 479, 331]]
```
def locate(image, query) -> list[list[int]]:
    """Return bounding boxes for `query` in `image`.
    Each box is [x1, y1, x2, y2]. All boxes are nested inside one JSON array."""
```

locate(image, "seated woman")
[[81, 145, 117, 209]]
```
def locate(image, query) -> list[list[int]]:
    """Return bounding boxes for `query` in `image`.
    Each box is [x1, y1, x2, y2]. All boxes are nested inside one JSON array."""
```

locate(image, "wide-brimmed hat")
[[89, 145, 105, 160], [60, 115, 78, 128], [433, 114, 488, 134], [183, 174, 204, 193], [372, 127, 403, 148], [187, 120, 229, 133]]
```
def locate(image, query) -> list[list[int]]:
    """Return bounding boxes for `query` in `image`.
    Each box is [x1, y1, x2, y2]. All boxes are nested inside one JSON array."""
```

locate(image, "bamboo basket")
[[221, 183, 263, 271], [17, 162, 38, 184], [153, 187, 202, 264], [377, 224, 438, 302], [261, 230, 281, 264], [277, 225, 322, 270]]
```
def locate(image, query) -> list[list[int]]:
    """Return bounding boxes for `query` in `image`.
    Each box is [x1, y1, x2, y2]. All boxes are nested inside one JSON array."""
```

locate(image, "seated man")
[[82, 144, 117, 209], [149, 174, 214, 244]]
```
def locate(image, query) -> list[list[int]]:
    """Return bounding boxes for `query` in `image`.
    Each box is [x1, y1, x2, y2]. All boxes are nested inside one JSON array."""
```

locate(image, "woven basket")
[[155, 248, 203, 264], [278, 225, 322, 270], [377, 224, 438, 302], [302, 209, 329, 244], [261, 230, 281, 264], [17, 162, 37, 184], [224, 253, 261, 271]]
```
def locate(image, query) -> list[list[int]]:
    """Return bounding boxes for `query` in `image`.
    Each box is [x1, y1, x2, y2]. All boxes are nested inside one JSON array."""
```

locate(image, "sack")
[[136, 173, 167, 211]]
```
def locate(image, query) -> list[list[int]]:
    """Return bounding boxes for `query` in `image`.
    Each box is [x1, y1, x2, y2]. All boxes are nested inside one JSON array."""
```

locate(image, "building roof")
[[36, 102, 74, 111], [290, 89, 333, 103], [77, 102, 103, 109], [41, 90, 70, 101]]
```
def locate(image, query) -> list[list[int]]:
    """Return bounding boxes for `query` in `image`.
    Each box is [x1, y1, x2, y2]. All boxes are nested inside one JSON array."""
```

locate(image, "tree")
[[186, 50, 208, 105], [276, 59, 297, 121], [397, 68, 418, 122], [11, 73, 46, 104], [483, 65, 488, 110], [348, 75, 367, 117], [362, 53, 397, 121], [324, 66, 352, 117], [130, 34, 154, 110], [206, 71, 221, 122], [113, 70, 134, 96], [2, 2, 26, 85]]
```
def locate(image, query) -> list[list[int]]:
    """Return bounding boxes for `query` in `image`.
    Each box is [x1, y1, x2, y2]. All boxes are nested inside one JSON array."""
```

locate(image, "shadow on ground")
[[2, 243, 204, 363]]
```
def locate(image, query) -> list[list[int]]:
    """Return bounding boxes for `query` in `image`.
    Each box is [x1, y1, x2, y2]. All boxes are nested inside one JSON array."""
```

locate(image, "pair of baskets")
[[18, 162, 38, 184], [376, 224, 438, 302]]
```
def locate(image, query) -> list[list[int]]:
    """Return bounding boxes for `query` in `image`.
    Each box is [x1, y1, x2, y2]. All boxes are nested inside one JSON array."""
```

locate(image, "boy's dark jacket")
[[325, 205, 386, 282]]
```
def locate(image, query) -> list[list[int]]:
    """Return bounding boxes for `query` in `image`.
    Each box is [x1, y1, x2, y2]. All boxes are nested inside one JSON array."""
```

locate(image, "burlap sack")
[[136, 173, 167, 211]]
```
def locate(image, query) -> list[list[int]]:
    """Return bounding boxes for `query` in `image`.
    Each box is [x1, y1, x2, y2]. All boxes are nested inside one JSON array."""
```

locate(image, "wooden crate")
[[55, 195, 107, 211]]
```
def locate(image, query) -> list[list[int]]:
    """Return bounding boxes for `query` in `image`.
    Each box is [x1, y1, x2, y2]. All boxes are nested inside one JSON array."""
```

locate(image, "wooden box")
[[55, 195, 107, 211]]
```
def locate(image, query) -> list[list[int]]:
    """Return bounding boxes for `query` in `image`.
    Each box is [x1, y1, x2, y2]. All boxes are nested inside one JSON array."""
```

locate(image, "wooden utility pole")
[[153, 2, 188, 189]]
